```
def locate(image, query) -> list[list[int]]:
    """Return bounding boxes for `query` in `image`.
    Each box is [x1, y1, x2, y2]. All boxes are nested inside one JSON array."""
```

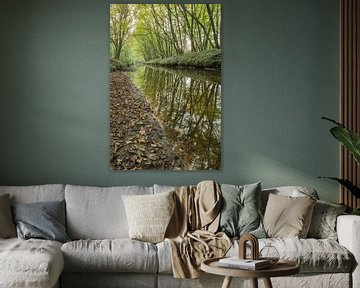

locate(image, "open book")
[[218, 257, 271, 270]]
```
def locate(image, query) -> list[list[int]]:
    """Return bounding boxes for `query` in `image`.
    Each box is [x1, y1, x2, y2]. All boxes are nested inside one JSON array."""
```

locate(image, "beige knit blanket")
[[165, 180, 231, 279]]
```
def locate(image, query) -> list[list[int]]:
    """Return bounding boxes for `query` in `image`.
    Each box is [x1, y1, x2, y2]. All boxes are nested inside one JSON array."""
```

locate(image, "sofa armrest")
[[337, 215, 360, 288]]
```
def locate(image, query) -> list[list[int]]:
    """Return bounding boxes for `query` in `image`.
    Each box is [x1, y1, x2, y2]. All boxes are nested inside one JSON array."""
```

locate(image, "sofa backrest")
[[154, 183, 320, 211], [0, 184, 320, 240], [0, 184, 65, 204], [65, 184, 153, 240], [261, 186, 319, 212], [153, 184, 176, 194]]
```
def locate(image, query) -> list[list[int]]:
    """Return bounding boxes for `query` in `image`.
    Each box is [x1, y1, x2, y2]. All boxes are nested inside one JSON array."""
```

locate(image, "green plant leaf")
[[322, 117, 360, 165], [351, 208, 360, 215], [322, 116, 344, 127], [330, 127, 360, 165], [318, 177, 360, 198]]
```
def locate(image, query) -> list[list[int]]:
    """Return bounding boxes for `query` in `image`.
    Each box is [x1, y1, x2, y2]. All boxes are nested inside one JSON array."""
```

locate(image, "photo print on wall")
[[110, 3, 221, 170]]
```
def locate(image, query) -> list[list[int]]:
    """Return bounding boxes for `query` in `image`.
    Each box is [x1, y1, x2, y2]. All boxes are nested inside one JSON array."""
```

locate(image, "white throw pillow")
[[122, 191, 175, 243]]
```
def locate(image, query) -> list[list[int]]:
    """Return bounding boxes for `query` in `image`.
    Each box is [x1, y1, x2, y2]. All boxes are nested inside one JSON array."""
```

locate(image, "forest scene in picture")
[[110, 4, 221, 170]]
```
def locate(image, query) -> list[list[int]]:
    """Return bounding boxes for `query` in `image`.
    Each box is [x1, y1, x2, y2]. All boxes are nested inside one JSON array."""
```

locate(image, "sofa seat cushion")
[[231, 238, 353, 273], [61, 239, 158, 273], [0, 238, 64, 288], [157, 238, 353, 274], [156, 240, 173, 274], [260, 238, 353, 272]]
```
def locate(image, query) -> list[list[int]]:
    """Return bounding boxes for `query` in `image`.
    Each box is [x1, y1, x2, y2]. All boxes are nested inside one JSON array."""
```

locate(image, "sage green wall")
[[0, 0, 339, 202]]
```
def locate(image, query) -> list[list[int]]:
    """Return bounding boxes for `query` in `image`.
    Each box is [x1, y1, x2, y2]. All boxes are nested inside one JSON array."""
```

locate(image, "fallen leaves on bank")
[[110, 71, 183, 170]]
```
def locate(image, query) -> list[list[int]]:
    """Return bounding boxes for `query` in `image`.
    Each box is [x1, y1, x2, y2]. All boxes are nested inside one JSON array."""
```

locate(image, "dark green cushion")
[[218, 182, 266, 238]]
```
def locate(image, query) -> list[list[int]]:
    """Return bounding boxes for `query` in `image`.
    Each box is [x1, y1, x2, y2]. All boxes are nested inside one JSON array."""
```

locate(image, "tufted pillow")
[[122, 191, 175, 243], [263, 193, 316, 238], [218, 182, 266, 238], [0, 194, 16, 238], [307, 200, 347, 240]]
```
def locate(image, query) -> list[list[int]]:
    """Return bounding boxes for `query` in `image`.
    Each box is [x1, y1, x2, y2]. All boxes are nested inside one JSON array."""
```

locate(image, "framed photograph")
[[110, 4, 221, 170]]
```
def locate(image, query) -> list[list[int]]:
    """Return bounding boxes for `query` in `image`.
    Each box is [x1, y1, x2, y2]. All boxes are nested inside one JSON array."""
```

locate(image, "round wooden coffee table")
[[201, 257, 300, 288]]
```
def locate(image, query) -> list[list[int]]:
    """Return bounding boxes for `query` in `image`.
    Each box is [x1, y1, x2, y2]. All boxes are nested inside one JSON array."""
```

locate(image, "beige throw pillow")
[[263, 193, 316, 238], [0, 194, 17, 238], [122, 191, 175, 243]]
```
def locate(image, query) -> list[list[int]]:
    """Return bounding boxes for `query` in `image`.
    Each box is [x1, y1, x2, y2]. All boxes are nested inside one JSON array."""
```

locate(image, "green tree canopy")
[[110, 4, 221, 64]]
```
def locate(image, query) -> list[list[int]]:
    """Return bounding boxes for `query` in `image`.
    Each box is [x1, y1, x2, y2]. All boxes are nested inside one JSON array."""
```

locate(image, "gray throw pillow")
[[0, 194, 16, 238], [218, 182, 266, 238], [12, 200, 70, 243], [307, 200, 347, 240]]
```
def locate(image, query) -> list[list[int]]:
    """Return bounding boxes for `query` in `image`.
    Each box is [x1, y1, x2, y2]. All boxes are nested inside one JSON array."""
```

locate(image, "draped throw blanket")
[[165, 181, 231, 278]]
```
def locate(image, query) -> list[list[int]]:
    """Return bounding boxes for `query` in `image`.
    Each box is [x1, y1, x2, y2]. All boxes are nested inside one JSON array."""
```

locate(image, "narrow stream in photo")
[[127, 65, 221, 170]]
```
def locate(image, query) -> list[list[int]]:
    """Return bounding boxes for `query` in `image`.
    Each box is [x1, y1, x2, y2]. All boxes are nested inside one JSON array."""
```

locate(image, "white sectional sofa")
[[0, 184, 359, 288]]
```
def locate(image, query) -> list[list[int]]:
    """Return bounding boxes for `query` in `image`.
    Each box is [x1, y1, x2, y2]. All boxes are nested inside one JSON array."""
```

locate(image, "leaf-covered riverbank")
[[110, 71, 183, 170]]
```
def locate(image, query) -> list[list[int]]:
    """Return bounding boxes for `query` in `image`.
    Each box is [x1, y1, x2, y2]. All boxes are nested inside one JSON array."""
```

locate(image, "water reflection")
[[128, 65, 221, 170]]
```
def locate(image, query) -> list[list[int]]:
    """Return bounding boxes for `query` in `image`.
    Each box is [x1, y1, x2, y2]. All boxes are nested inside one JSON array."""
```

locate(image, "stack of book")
[[218, 257, 271, 270]]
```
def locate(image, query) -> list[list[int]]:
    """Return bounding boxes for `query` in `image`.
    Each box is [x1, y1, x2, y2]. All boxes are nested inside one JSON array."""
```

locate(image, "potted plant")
[[320, 117, 360, 215]]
